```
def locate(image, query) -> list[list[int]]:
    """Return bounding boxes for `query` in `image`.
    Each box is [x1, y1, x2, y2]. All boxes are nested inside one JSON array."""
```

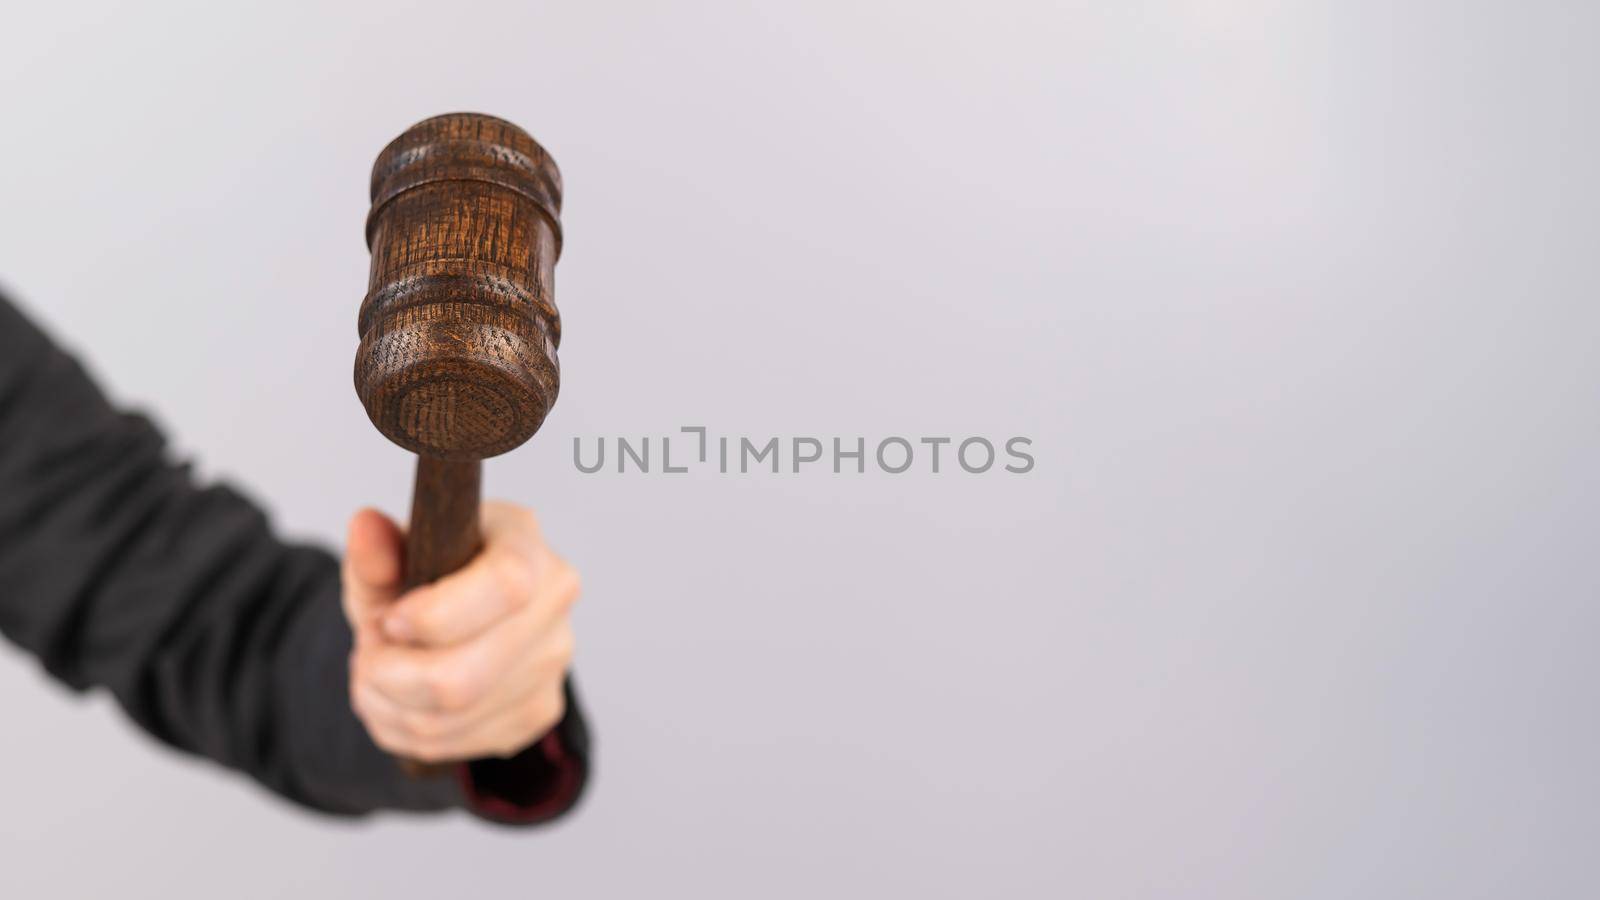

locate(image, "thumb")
[[341, 507, 405, 646]]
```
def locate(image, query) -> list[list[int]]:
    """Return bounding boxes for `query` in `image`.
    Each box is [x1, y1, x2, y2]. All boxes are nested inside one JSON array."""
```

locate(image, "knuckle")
[[408, 741, 452, 764], [428, 666, 480, 711], [401, 711, 448, 741], [549, 626, 576, 669], [410, 604, 451, 642], [363, 721, 412, 756], [352, 666, 385, 700], [532, 688, 566, 731], [489, 732, 526, 760], [554, 564, 582, 611], [370, 731, 407, 757], [494, 550, 538, 604], [487, 692, 564, 759]]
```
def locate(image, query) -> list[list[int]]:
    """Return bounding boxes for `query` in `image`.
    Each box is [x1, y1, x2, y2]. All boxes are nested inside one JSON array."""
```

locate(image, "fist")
[[341, 502, 579, 762]]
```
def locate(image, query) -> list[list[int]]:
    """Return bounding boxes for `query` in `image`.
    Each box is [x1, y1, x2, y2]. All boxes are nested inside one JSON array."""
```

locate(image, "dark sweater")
[[0, 292, 589, 825]]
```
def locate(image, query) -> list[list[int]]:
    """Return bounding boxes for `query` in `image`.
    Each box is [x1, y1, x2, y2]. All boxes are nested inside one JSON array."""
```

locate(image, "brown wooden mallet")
[[353, 113, 564, 769]]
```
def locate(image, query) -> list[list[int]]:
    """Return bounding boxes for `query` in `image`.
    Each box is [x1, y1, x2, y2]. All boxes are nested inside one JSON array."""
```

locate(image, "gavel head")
[[355, 113, 563, 461]]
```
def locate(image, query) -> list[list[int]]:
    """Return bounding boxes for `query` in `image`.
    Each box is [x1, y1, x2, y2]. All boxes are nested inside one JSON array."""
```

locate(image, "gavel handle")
[[406, 456, 482, 588], [399, 455, 482, 777]]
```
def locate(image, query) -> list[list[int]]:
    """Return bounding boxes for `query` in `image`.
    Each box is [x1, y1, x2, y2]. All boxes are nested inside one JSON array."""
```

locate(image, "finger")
[[351, 686, 435, 760], [481, 500, 543, 553], [359, 603, 571, 713], [368, 619, 574, 743], [341, 508, 405, 643], [372, 685, 569, 763], [464, 685, 568, 759], [381, 507, 580, 649], [354, 653, 554, 747], [350, 679, 405, 733], [380, 543, 542, 648]]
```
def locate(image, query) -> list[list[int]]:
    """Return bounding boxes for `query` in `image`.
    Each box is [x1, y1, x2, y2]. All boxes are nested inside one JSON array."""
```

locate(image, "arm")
[[0, 293, 588, 822]]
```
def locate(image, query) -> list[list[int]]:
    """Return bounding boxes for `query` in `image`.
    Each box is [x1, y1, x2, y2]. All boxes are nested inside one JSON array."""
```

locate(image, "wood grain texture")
[[353, 113, 566, 771], [354, 112, 564, 583], [356, 112, 563, 462], [402, 459, 481, 778], [404, 456, 483, 589]]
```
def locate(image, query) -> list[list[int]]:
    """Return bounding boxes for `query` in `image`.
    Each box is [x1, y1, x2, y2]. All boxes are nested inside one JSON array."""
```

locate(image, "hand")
[[341, 502, 580, 763]]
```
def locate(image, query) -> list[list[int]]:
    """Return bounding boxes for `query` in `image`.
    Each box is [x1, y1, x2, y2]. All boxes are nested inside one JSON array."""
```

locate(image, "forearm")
[[0, 294, 587, 821]]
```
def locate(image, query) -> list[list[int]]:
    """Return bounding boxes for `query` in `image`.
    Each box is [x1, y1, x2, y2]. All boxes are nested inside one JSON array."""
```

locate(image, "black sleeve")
[[0, 293, 589, 823]]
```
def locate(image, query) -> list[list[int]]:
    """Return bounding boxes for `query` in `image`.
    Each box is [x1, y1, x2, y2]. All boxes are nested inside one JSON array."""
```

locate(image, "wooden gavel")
[[354, 114, 564, 775], [350, 115, 558, 786], [354, 113, 563, 593]]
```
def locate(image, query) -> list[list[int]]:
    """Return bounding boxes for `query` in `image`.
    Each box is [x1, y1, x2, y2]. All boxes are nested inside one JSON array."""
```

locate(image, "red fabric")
[[458, 731, 585, 825]]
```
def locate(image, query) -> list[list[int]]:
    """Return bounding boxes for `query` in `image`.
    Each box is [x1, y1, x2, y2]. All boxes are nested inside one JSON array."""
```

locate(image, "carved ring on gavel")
[[353, 113, 564, 769]]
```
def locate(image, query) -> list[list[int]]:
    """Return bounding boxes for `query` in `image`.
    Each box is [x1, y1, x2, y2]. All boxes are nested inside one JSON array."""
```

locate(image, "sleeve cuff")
[[456, 698, 590, 825]]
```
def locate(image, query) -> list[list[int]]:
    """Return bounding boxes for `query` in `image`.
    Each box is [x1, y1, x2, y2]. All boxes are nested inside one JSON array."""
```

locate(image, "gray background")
[[1, 1, 1595, 897]]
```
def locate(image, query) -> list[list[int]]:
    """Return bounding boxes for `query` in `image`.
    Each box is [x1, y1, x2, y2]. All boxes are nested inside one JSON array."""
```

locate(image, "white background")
[[1, 1, 1595, 897]]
